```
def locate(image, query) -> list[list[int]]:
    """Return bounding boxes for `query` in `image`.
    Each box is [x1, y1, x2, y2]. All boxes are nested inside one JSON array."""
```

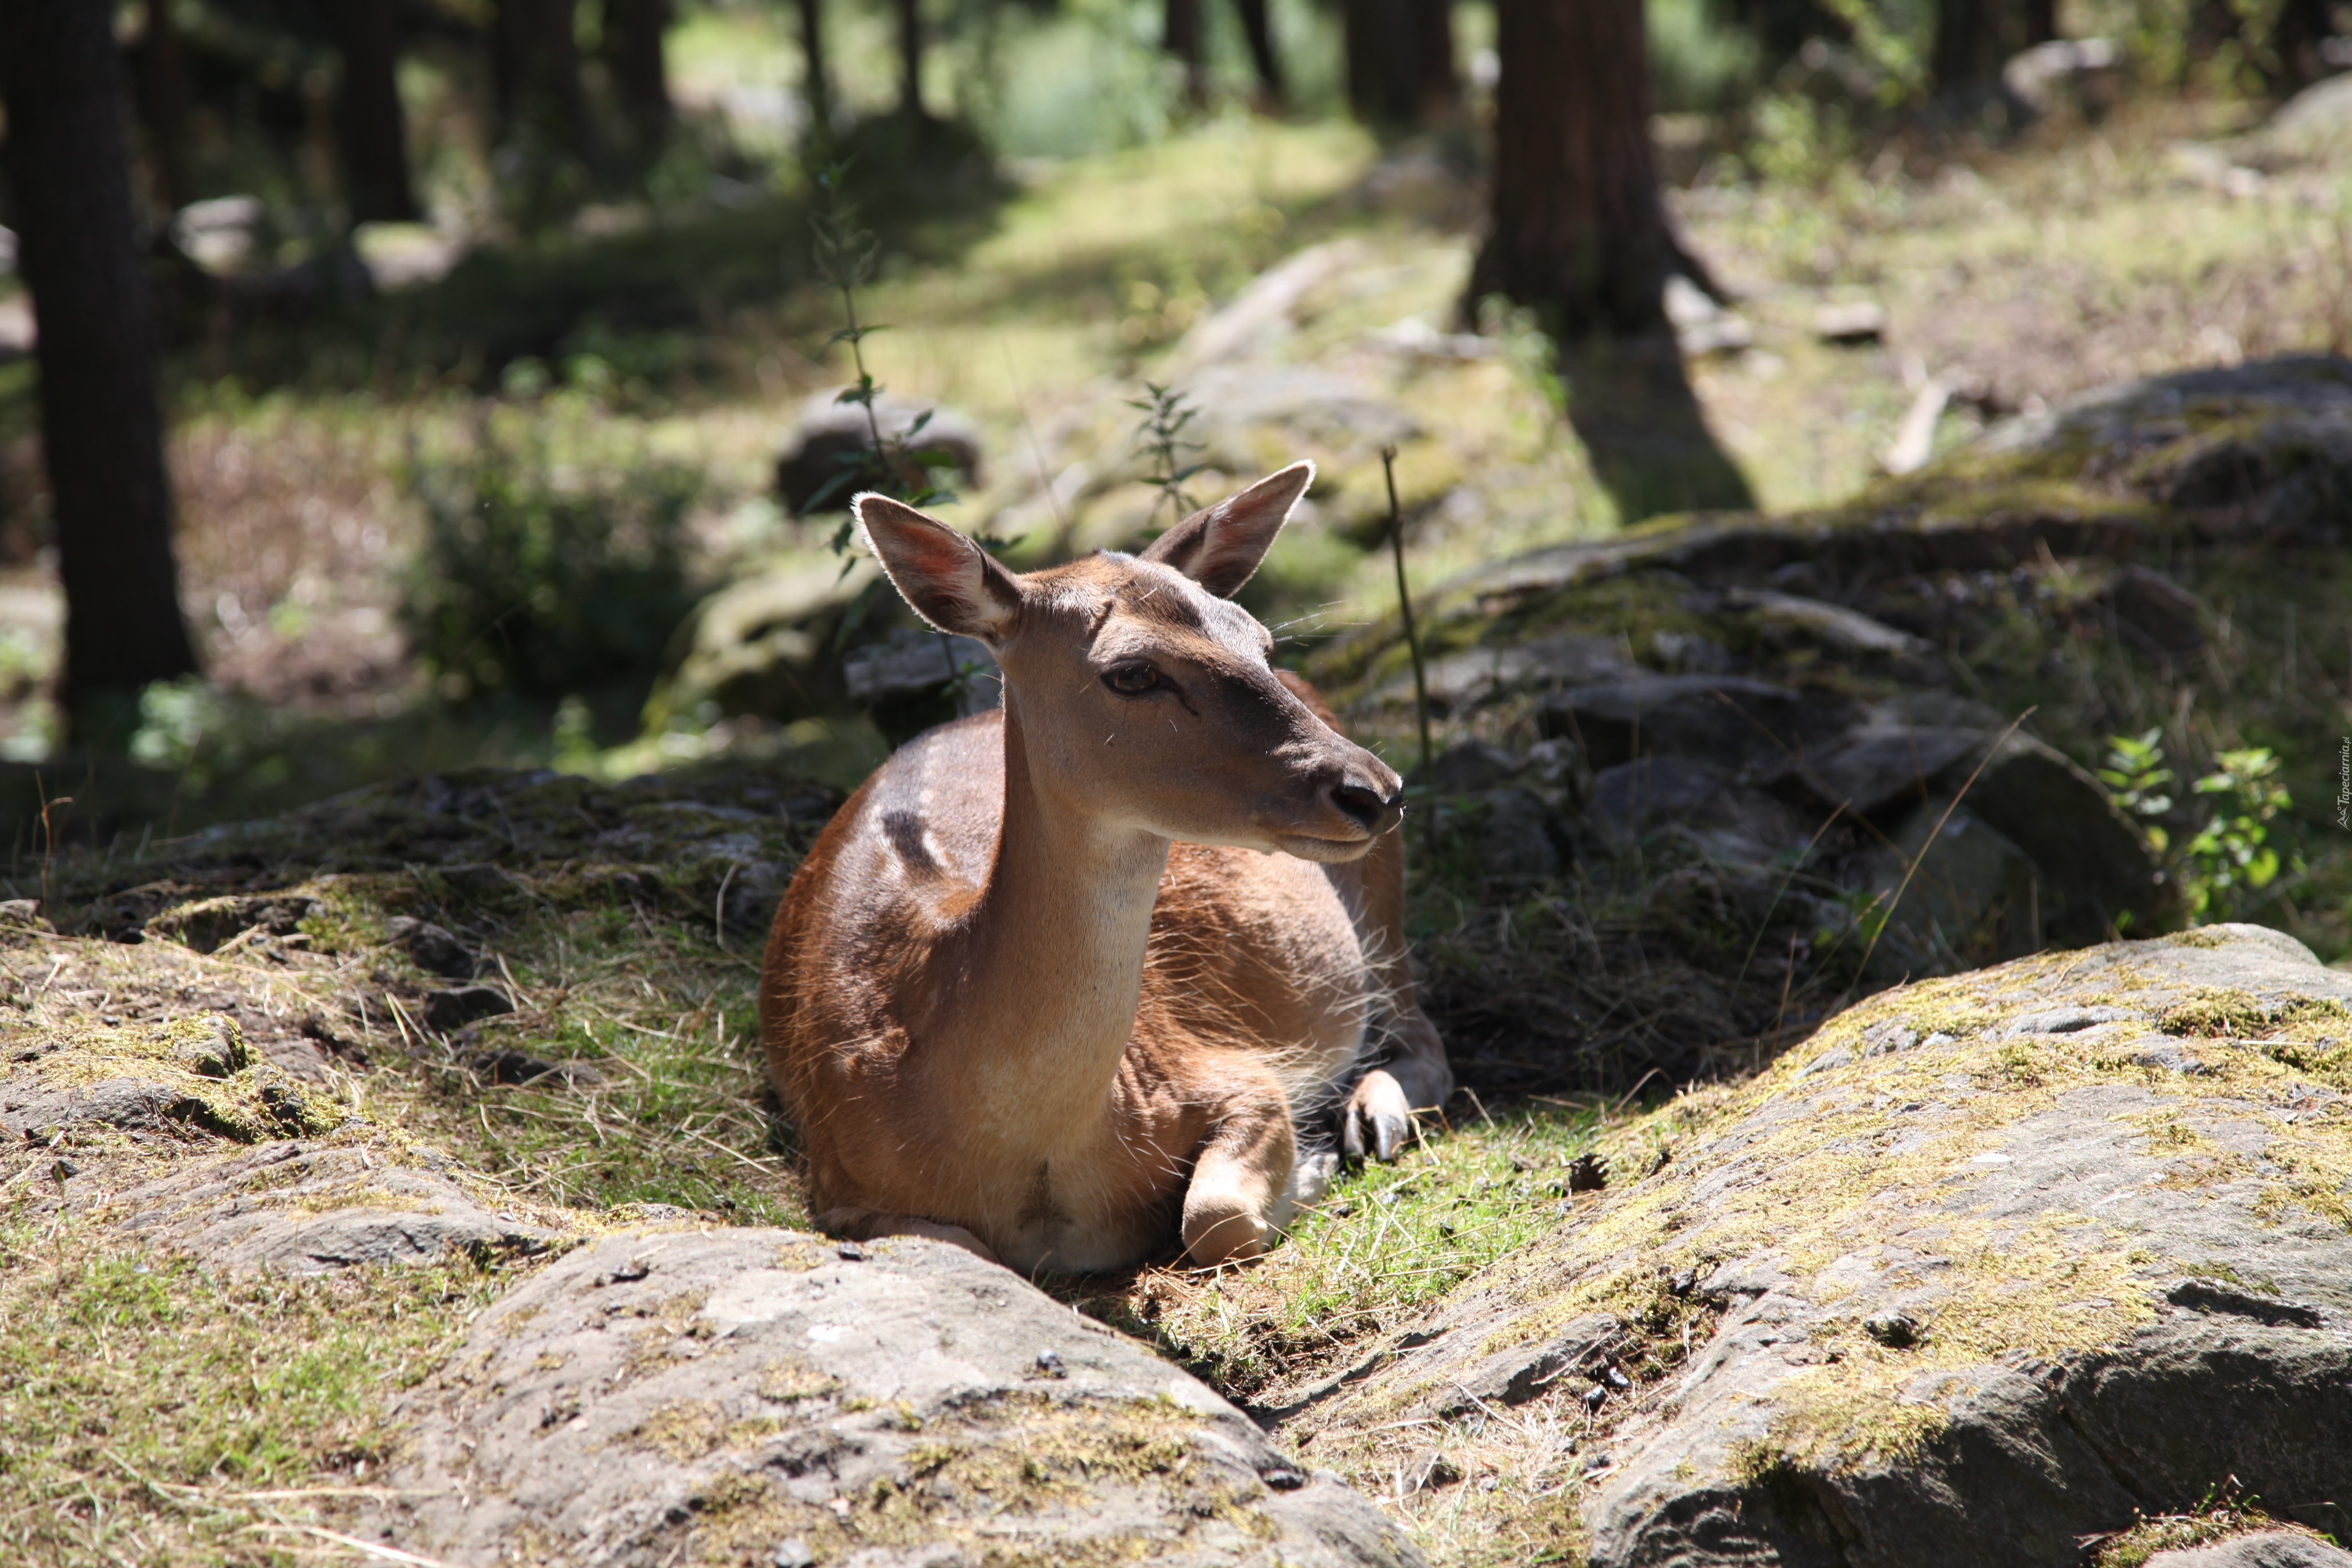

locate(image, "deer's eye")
[[1103, 663, 1159, 695]]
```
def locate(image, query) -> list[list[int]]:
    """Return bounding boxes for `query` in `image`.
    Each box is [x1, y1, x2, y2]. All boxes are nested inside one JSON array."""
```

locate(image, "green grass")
[[375, 895, 805, 1225], [0, 1220, 508, 1567], [1080, 1100, 1611, 1404]]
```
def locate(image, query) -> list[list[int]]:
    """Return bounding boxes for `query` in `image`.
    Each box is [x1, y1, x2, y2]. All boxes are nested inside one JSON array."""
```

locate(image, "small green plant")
[[402, 398, 701, 702], [2099, 733, 2300, 924], [2098, 728, 2177, 851], [1128, 380, 1205, 529], [806, 164, 958, 552], [2184, 747, 2295, 921]]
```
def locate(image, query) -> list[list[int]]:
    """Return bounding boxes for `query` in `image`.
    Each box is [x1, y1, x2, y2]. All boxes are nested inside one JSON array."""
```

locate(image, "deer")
[[759, 463, 1453, 1273]]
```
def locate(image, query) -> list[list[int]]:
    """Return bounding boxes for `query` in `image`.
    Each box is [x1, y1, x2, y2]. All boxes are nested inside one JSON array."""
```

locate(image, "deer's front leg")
[[1182, 1095, 1297, 1266]]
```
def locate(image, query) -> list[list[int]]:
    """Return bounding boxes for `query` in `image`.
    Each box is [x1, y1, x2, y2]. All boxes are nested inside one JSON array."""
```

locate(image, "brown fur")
[[759, 474, 1450, 1272]]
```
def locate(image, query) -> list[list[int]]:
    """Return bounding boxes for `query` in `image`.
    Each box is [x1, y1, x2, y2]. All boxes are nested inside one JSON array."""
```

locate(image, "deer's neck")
[[916, 699, 1169, 1124]]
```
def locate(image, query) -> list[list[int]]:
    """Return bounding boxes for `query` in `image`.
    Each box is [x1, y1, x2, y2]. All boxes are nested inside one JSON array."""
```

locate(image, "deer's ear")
[[857, 494, 1023, 642], [1140, 461, 1314, 598]]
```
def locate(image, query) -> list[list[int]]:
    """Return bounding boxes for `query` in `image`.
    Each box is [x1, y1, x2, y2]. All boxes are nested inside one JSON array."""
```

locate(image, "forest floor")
[[3, 85, 2352, 1568]]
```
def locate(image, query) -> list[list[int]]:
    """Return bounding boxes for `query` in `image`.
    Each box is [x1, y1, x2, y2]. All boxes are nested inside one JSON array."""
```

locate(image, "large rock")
[[1527, 673, 2169, 941], [2147, 1535, 2352, 1568], [774, 391, 985, 517], [109, 1140, 562, 1276], [369, 1229, 1424, 1567], [645, 557, 880, 730], [1286, 925, 2352, 1567], [0, 1012, 341, 1144]]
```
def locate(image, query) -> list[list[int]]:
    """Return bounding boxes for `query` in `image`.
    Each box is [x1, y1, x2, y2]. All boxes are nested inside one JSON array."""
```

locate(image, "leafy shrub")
[[403, 397, 703, 701], [2184, 747, 2296, 921], [2100, 732, 2301, 924]]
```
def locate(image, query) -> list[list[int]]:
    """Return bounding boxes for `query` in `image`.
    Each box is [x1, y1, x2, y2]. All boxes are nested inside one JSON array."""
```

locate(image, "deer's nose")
[[1329, 779, 1404, 835]]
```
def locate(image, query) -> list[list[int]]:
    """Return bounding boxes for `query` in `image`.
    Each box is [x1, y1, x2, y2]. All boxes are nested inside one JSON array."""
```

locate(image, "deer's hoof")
[[1343, 1069, 1415, 1163]]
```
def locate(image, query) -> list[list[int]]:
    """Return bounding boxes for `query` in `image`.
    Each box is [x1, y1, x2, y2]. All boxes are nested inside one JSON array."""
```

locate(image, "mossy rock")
[[0, 1013, 340, 1144], [1314, 355, 2352, 697], [370, 1229, 1426, 1567], [1283, 925, 2352, 1566]]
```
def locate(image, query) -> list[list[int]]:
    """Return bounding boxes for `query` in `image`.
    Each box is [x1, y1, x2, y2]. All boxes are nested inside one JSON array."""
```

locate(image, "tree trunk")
[[1233, 0, 1286, 103], [796, 0, 833, 140], [2268, 0, 2337, 89], [1343, 0, 1420, 127], [1164, 0, 1208, 106], [602, 0, 672, 158], [895, 0, 925, 120], [0, 0, 199, 732], [337, 0, 423, 223], [493, 0, 589, 156], [1727, 0, 1845, 71], [1931, 0, 2044, 88], [1465, 0, 1675, 336], [1465, 0, 1751, 518], [1412, 0, 1458, 122], [141, 0, 194, 214]]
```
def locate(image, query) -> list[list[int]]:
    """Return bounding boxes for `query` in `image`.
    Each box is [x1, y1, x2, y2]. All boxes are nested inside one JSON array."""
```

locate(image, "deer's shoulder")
[[827, 711, 1003, 895]]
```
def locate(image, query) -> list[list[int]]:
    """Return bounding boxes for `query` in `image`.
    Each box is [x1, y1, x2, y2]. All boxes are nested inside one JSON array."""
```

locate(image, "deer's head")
[[856, 463, 1404, 861]]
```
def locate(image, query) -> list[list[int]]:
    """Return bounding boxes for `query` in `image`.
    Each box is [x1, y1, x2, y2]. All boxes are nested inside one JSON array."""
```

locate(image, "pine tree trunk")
[[337, 0, 423, 223], [1412, 0, 1458, 121], [0, 0, 199, 731], [1233, 0, 1286, 102], [1931, 0, 2044, 88], [493, 0, 589, 156], [796, 0, 833, 138], [141, 0, 194, 214], [602, 0, 672, 158], [895, 0, 925, 120], [1164, 0, 1208, 105], [1465, 0, 1673, 336], [1343, 0, 1419, 127], [1465, 0, 1751, 517]]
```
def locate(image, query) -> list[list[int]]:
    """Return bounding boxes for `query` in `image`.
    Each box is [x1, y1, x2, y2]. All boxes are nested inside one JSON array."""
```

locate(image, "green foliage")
[[2185, 747, 2296, 920], [1081, 1103, 1611, 1397], [1814, 0, 1931, 102], [2099, 734, 2301, 924], [1128, 380, 1206, 527], [808, 163, 960, 553], [2119, 0, 2309, 95], [2098, 728, 2177, 853], [401, 393, 702, 701], [1747, 93, 1860, 188], [1650, 0, 1763, 112], [129, 679, 287, 797]]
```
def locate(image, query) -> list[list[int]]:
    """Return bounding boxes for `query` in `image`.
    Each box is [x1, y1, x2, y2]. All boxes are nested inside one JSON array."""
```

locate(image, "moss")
[[665, 1393, 1271, 1567], [626, 1399, 734, 1461], [2178, 1261, 2278, 1294], [1322, 943, 2352, 1484], [2091, 1494, 2333, 1568], [757, 1358, 844, 1403], [10, 1013, 345, 1142]]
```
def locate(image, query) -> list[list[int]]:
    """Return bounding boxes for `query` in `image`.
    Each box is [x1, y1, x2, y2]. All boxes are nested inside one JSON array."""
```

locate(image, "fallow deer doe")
[[759, 463, 1452, 1271]]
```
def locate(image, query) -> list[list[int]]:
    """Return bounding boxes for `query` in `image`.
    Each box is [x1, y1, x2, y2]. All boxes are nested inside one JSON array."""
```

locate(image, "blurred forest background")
[[0, 0, 2345, 903]]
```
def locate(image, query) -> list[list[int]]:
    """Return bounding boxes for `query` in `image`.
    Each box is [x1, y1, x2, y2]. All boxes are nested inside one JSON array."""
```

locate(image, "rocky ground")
[[6, 342, 2352, 1566]]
